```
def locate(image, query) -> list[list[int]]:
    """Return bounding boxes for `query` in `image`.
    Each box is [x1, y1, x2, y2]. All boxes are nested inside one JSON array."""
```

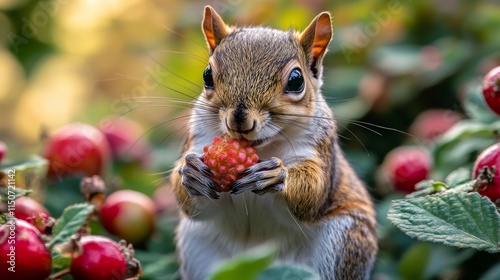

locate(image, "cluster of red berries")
[[0, 115, 159, 279], [41, 119, 157, 245], [0, 204, 131, 280], [43, 117, 151, 181], [203, 134, 259, 192], [482, 66, 500, 116], [474, 66, 500, 202], [381, 66, 500, 203]]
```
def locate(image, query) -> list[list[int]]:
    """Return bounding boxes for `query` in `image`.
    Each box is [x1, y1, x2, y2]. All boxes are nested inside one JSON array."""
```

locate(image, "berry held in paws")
[[203, 134, 259, 192]]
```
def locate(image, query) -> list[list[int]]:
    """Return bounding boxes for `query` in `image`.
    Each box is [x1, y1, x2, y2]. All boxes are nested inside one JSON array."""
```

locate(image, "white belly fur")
[[176, 191, 354, 280]]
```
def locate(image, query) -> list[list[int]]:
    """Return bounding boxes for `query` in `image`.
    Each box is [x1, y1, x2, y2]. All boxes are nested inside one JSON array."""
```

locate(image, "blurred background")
[[1, 0, 500, 279]]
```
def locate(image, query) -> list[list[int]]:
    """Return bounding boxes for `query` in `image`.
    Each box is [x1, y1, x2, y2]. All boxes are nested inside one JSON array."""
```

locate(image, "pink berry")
[[44, 123, 111, 180], [13, 196, 50, 221], [472, 143, 500, 203], [100, 190, 156, 245], [70, 235, 127, 280], [0, 220, 52, 280], [409, 109, 462, 141], [383, 146, 432, 193], [203, 134, 259, 192], [482, 66, 500, 115], [0, 141, 6, 163], [99, 116, 151, 167]]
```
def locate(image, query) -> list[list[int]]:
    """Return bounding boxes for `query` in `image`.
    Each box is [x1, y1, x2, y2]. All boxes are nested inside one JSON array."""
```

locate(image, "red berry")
[[99, 116, 151, 167], [100, 190, 156, 244], [472, 143, 500, 203], [13, 196, 50, 221], [70, 235, 127, 280], [44, 123, 111, 180], [0, 219, 52, 280], [409, 109, 462, 141], [0, 141, 6, 163], [482, 66, 500, 115], [383, 146, 431, 193], [203, 134, 259, 192]]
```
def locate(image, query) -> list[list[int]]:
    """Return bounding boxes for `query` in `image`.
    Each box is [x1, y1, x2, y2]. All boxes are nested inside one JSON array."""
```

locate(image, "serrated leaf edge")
[[47, 203, 94, 249], [387, 192, 500, 253]]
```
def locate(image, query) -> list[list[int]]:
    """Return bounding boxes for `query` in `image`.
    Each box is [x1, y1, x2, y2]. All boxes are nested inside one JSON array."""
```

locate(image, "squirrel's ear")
[[202, 6, 229, 54], [299, 12, 332, 78]]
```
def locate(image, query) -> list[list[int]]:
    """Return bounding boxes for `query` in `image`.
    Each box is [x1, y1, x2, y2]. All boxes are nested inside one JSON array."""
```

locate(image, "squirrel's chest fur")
[[176, 192, 355, 279]]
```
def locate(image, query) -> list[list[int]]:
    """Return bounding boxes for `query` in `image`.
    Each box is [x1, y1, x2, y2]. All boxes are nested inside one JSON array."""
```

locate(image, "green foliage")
[[398, 242, 431, 280], [0, 155, 48, 202], [388, 191, 500, 253], [137, 253, 180, 280], [432, 121, 500, 178], [208, 245, 275, 280], [444, 167, 472, 187], [0, 187, 32, 203], [399, 243, 475, 280], [463, 80, 499, 124], [51, 250, 72, 274], [207, 244, 320, 280], [257, 264, 320, 280], [47, 203, 94, 249]]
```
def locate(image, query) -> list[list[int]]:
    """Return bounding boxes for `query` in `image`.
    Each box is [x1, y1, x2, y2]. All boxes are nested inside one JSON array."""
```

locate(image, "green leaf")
[[432, 120, 500, 177], [406, 181, 449, 199], [444, 167, 472, 188], [0, 155, 48, 203], [47, 203, 94, 249], [0, 187, 32, 203], [208, 244, 275, 280], [398, 242, 431, 280], [139, 253, 180, 280], [257, 264, 320, 280], [45, 175, 86, 217], [463, 79, 498, 124], [387, 192, 500, 253], [415, 180, 434, 190], [370, 45, 421, 76], [51, 250, 72, 273], [446, 180, 476, 194], [399, 243, 475, 280], [405, 185, 438, 199]]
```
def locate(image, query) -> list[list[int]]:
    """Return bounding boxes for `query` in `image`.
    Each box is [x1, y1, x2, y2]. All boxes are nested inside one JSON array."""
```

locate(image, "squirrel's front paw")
[[231, 157, 287, 195], [179, 153, 219, 199]]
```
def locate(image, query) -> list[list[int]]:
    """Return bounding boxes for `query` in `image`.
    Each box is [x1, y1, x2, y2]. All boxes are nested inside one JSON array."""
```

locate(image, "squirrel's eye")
[[203, 65, 214, 89], [285, 68, 304, 93]]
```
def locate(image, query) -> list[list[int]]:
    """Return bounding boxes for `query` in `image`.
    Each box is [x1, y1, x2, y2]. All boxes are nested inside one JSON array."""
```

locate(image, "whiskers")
[[269, 109, 414, 155]]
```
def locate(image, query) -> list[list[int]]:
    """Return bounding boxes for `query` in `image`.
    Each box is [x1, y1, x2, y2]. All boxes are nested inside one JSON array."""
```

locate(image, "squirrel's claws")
[[185, 153, 213, 177], [231, 158, 287, 195], [181, 173, 219, 199], [252, 183, 285, 195], [241, 157, 281, 176], [180, 153, 219, 199]]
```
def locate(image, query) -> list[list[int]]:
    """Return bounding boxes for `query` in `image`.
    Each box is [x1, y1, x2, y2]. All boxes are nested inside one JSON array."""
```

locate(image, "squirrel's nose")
[[226, 106, 256, 134], [226, 119, 256, 134]]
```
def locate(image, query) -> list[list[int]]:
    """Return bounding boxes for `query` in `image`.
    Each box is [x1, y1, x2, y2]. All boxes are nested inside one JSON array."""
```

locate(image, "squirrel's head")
[[200, 6, 332, 146]]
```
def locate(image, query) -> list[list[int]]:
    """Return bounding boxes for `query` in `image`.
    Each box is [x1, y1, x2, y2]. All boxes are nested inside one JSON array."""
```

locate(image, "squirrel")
[[171, 5, 378, 280]]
